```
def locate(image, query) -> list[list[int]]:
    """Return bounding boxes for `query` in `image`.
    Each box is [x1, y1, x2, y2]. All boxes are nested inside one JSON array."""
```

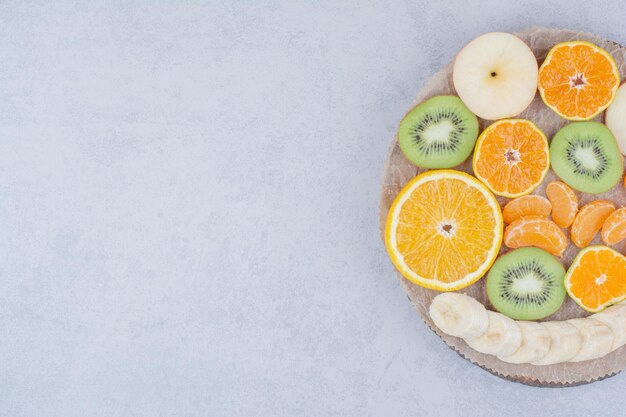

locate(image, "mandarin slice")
[[601, 207, 626, 245], [545, 181, 578, 228], [571, 200, 616, 248], [502, 195, 551, 224], [565, 246, 626, 312], [538, 41, 620, 120], [385, 170, 503, 291], [472, 119, 549, 198], [503, 216, 567, 257]]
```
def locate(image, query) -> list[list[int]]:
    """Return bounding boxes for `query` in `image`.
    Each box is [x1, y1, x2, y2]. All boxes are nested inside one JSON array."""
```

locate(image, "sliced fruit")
[[498, 321, 550, 364], [466, 311, 522, 357], [571, 200, 616, 248], [397, 95, 479, 169], [545, 181, 578, 228], [503, 216, 567, 257], [429, 292, 488, 339], [550, 122, 623, 194], [564, 245, 626, 312], [531, 321, 582, 365], [601, 207, 626, 245], [502, 195, 551, 224], [486, 247, 566, 320], [605, 82, 626, 155], [567, 318, 614, 362], [472, 119, 549, 197], [592, 303, 626, 351], [385, 170, 503, 291], [538, 41, 620, 120], [453, 32, 538, 120]]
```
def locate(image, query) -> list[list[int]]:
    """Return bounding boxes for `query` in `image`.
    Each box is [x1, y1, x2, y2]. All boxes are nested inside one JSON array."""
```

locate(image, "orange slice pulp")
[[385, 170, 503, 291]]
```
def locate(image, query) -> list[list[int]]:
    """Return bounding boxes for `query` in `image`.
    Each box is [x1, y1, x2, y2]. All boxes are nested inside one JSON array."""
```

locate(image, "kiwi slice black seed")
[[550, 121, 623, 194], [398, 95, 479, 168], [487, 247, 566, 320]]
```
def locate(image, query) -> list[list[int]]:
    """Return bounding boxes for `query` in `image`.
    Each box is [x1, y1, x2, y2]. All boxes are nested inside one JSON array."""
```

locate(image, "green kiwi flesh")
[[487, 247, 566, 321], [398, 95, 479, 168], [550, 121, 623, 194]]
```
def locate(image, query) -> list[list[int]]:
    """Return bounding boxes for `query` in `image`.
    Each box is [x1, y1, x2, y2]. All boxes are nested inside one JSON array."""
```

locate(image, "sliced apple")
[[453, 32, 538, 120], [605, 82, 626, 155]]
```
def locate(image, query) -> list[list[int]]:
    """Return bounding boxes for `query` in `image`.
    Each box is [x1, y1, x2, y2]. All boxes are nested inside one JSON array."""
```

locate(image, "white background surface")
[[2, 1, 626, 416]]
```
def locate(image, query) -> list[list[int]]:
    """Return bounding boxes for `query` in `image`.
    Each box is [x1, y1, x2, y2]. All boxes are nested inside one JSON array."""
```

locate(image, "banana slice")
[[567, 318, 614, 362], [466, 311, 522, 357], [429, 293, 488, 340], [591, 303, 626, 351], [532, 321, 582, 365], [498, 321, 550, 364]]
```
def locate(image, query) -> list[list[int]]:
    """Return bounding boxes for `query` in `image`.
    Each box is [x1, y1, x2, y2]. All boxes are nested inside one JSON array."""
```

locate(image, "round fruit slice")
[[385, 170, 503, 291], [550, 122, 623, 194], [545, 181, 578, 228], [453, 32, 538, 120], [567, 318, 614, 362], [466, 311, 522, 357], [606, 82, 626, 155], [601, 207, 626, 245], [486, 247, 566, 320], [502, 195, 551, 224], [571, 200, 616, 248], [538, 41, 620, 120], [398, 96, 479, 169], [532, 321, 582, 366], [472, 119, 549, 197], [498, 321, 550, 364], [565, 245, 626, 312], [503, 216, 567, 257]]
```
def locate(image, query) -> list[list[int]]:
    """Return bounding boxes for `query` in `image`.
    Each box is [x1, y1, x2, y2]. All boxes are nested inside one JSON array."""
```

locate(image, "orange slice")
[[601, 207, 626, 245], [503, 216, 567, 257], [538, 41, 620, 120], [384, 170, 503, 291], [502, 195, 551, 224], [545, 181, 578, 228], [565, 246, 626, 312], [571, 200, 616, 248], [472, 119, 549, 198]]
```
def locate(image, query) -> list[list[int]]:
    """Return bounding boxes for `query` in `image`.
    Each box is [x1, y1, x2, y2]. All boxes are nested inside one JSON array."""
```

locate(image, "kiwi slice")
[[550, 121, 623, 194], [487, 247, 566, 320], [398, 95, 479, 168]]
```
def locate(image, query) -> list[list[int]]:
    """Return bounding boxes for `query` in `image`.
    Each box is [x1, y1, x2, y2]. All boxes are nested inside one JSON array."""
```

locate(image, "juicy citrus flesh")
[[503, 216, 567, 257], [502, 195, 551, 224], [538, 41, 620, 120], [565, 246, 626, 312], [601, 207, 626, 245], [473, 119, 549, 197], [546, 181, 579, 228], [385, 170, 503, 291], [571, 200, 616, 248]]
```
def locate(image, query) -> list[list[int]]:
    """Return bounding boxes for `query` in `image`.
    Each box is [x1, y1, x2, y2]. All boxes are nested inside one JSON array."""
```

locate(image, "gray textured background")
[[2, 1, 626, 416]]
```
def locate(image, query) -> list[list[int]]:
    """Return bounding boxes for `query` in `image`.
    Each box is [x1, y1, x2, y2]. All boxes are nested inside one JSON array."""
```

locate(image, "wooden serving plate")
[[379, 27, 626, 387]]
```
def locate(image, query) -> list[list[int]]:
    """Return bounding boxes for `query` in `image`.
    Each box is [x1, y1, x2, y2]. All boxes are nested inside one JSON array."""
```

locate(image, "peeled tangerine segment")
[[503, 216, 567, 257], [601, 207, 626, 245], [385, 170, 503, 291], [472, 119, 549, 198], [502, 195, 551, 224], [453, 32, 538, 120], [538, 41, 620, 120], [571, 200, 616, 248], [545, 181, 578, 228], [565, 246, 626, 312]]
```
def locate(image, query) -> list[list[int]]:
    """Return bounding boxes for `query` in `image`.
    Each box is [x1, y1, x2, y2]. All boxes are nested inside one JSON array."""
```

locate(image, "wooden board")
[[379, 27, 626, 387]]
